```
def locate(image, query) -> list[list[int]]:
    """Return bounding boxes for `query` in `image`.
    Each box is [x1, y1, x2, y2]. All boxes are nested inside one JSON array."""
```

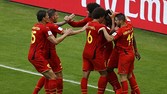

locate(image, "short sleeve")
[[112, 29, 123, 40], [44, 27, 53, 37]]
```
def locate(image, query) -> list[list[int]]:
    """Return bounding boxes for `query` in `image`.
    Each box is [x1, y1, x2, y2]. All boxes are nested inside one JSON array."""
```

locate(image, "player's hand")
[[109, 9, 113, 14], [64, 16, 70, 22], [64, 13, 75, 22], [135, 51, 141, 61], [64, 28, 73, 36], [108, 12, 119, 19], [68, 13, 75, 20]]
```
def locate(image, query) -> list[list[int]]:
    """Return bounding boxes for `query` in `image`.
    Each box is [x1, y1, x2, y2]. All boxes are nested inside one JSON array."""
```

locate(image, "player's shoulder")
[[33, 23, 46, 30], [46, 22, 56, 27]]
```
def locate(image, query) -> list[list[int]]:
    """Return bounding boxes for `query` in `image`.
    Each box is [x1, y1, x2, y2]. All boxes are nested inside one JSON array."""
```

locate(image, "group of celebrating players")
[[28, 2, 141, 94]]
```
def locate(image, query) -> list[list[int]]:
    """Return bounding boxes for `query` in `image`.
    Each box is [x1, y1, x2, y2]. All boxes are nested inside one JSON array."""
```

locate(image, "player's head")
[[47, 9, 59, 23], [36, 10, 49, 23], [104, 9, 113, 28], [115, 13, 126, 27], [86, 2, 100, 17], [92, 7, 105, 23]]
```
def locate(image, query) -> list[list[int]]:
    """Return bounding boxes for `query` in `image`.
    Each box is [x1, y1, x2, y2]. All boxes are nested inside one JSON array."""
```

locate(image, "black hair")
[[36, 10, 47, 22], [87, 2, 100, 17], [92, 7, 105, 19], [104, 9, 112, 28], [47, 9, 57, 18], [115, 13, 126, 22]]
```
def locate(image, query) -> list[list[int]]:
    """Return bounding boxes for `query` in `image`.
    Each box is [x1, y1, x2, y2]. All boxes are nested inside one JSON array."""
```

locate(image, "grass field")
[[0, 0, 167, 94]]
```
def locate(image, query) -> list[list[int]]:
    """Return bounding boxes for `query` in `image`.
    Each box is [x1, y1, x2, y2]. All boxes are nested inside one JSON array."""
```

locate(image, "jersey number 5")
[[87, 30, 93, 44], [31, 31, 36, 44]]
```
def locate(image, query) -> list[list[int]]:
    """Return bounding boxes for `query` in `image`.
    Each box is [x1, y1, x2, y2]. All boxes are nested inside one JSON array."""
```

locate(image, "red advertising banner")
[[11, 0, 167, 34]]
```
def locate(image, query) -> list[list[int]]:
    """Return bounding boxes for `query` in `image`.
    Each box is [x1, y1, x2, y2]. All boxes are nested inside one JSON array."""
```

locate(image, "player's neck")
[[49, 19, 55, 23], [39, 21, 47, 25]]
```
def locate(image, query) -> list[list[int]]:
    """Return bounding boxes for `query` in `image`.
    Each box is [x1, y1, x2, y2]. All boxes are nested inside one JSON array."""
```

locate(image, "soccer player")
[[109, 12, 141, 94], [103, 10, 122, 94], [70, 7, 110, 94], [32, 9, 84, 94], [28, 10, 72, 94], [66, 3, 121, 93], [100, 13, 141, 94]]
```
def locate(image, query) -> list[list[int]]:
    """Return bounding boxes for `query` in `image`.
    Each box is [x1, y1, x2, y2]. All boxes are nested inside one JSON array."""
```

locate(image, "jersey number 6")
[[87, 30, 93, 44]]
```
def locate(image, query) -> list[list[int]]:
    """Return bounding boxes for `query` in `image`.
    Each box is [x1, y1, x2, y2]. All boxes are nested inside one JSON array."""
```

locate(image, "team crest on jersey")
[[48, 31, 52, 35], [58, 27, 63, 31], [112, 32, 117, 36]]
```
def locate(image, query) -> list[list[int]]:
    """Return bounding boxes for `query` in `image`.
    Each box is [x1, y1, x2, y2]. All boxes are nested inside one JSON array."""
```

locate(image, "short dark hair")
[[105, 9, 113, 27], [92, 7, 105, 19], [36, 10, 47, 22], [47, 9, 57, 18], [115, 13, 126, 22], [87, 2, 100, 14]]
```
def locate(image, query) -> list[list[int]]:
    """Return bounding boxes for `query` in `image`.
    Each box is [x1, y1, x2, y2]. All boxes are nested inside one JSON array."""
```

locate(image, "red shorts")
[[48, 50, 62, 73], [108, 48, 135, 74], [82, 54, 106, 71], [28, 55, 50, 73]]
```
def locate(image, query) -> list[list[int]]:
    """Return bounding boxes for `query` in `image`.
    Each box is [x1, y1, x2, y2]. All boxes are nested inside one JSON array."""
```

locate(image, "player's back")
[[83, 21, 107, 59], [28, 23, 50, 60], [115, 22, 134, 50]]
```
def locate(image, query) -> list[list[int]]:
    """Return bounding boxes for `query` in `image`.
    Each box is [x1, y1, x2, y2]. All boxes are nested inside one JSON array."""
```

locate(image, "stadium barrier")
[[11, 0, 167, 34]]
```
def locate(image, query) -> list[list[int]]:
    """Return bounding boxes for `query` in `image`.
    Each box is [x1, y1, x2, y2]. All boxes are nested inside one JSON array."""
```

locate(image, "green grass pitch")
[[0, 0, 167, 94]]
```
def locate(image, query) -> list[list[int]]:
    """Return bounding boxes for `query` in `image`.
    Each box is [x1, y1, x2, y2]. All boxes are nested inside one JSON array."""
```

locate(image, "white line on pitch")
[[0, 64, 114, 92]]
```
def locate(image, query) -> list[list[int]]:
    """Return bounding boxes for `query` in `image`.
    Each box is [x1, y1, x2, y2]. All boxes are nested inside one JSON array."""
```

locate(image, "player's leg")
[[128, 72, 140, 94], [126, 52, 140, 94], [32, 76, 45, 94], [119, 74, 128, 94], [55, 71, 63, 94], [93, 56, 108, 94], [49, 52, 63, 94], [107, 69, 121, 94], [107, 48, 121, 94], [81, 57, 93, 94], [81, 71, 91, 94], [97, 70, 108, 94], [118, 49, 135, 94], [42, 69, 57, 94], [29, 59, 57, 94]]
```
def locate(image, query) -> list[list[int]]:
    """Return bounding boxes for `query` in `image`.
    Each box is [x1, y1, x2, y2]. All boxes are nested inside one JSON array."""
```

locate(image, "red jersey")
[[46, 22, 63, 50], [28, 23, 52, 60], [68, 17, 92, 27], [83, 21, 109, 59], [113, 21, 134, 50]]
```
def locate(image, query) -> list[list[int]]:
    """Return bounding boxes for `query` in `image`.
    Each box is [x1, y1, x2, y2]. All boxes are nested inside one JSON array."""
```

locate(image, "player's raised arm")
[[47, 28, 72, 45], [99, 27, 114, 42], [69, 23, 88, 35], [56, 13, 75, 26]]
